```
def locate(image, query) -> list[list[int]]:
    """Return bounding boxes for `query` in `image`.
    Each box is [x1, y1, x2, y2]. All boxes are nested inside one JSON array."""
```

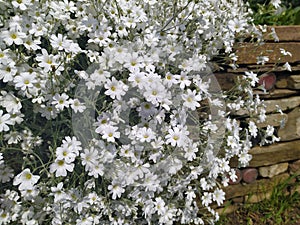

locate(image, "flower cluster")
[[0, 0, 278, 224]]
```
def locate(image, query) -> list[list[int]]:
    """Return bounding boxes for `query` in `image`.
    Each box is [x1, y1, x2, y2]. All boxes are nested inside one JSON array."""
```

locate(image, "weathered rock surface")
[[216, 205, 239, 215], [249, 140, 300, 167], [287, 75, 300, 89], [250, 113, 287, 128], [254, 89, 299, 99], [264, 96, 300, 113], [224, 173, 289, 199], [234, 96, 300, 116], [264, 26, 300, 42], [259, 162, 288, 178], [278, 107, 300, 141], [245, 191, 272, 204], [275, 77, 288, 88], [289, 159, 300, 175], [236, 43, 300, 64]]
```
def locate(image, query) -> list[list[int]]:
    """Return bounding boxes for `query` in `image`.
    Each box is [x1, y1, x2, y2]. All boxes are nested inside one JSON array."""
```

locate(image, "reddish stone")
[[258, 73, 276, 90], [228, 168, 242, 185], [242, 168, 258, 184]]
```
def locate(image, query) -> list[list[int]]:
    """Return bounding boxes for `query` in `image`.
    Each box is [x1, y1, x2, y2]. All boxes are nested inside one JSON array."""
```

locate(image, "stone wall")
[[215, 26, 300, 214]]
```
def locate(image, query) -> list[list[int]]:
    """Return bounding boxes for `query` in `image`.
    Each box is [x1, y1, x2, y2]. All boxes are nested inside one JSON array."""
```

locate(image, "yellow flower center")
[[173, 135, 179, 141], [25, 173, 32, 180], [58, 160, 65, 166], [11, 33, 17, 39]]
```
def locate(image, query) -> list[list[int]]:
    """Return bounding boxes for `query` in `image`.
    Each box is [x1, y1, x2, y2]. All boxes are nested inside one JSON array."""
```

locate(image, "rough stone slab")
[[264, 96, 300, 113], [236, 42, 300, 64], [278, 107, 300, 141], [249, 113, 287, 128], [249, 140, 300, 167], [224, 173, 289, 199], [216, 205, 239, 215], [259, 163, 289, 178], [254, 89, 299, 99], [245, 191, 272, 204], [275, 77, 288, 88], [234, 96, 300, 116], [287, 75, 300, 89], [289, 159, 300, 175], [227, 64, 300, 73], [214, 73, 240, 90], [232, 196, 244, 203], [264, 26, 300, 42]]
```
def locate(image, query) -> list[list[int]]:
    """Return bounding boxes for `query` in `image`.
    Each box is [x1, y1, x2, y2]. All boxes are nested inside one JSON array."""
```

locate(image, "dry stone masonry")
[[215, 26, 300, 214]]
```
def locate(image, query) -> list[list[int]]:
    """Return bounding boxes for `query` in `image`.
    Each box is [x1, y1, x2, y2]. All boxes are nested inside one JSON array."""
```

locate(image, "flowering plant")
[[0, 0, 278, 224]]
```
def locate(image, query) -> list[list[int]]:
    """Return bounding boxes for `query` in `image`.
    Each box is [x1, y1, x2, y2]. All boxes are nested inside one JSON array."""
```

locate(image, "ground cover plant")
[[0, 0, 285, 224]]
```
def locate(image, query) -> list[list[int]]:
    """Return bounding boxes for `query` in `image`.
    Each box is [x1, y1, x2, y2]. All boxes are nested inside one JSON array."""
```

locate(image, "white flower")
[[248, 121, 258, 138], [50, 182, 68, 203], [70, 98, 86, 113], [201, 192, 212, 207], [280, 48, 292, 57], [143, 173, 161, 192], [213, 189, 225, 206], [56, 146, 77, 163], [35, 49, 59, 72], [50, 33, 70, 51], [174, 72, 191, 89], [238, 151, 252, 167], [227, 136, 239, 149], [283, 62, 292, 71], [228, 18, 246, 33], [14, 72, 37, 91], [257, 56, 269, 65], [12, 0, 31, 10], [155, 197, 166, 215], [98, 124, 120, 142], [104, 77, 128, 100], [0, 209, 10, 224], [13, 168, 40, 190], [49, 159, 74, 177], [136, 127, 156, 143], [165, 126, 188, 147], [245, 71, 259, 87], [182, 89, 202, 110], [266, 125, 275, 136], [0, 110, 13, 132], [80, 147, 99, 171], [143, 82, 167, 105], [0, 61, 18, 83], [52, 93, 70, 111], [270, 0, 281, 9], [0, 91, 22, 113], [1, 28, 26, 45], [108, 181, 125, 199]]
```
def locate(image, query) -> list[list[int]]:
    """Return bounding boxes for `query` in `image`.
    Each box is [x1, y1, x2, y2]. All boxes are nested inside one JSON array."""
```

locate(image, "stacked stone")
[[214, 26, 300, 214]]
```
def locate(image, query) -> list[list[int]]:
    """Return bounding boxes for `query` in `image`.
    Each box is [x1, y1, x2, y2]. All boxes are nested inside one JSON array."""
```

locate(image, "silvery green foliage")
[[0, 0, 277, 224]]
